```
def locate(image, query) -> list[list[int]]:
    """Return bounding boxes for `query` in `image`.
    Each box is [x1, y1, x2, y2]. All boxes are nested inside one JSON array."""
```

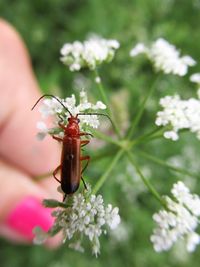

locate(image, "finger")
[[0, 20, 63, 205], [0, 19, 61, 177], [0, 159, 60, 247], [0, 19, 62, 235]]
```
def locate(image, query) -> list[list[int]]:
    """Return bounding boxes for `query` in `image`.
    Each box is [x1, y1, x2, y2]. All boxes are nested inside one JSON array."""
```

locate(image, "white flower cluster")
[[34, 188, 120, 256], [155, 95, 200, 141], [151, 181, 200, 252], [36, 90, 106, 139], [130, 38, 196, 76], [60, 35, 120, 71], [190, 73, 200, 84], [190, 73, 200, 98]]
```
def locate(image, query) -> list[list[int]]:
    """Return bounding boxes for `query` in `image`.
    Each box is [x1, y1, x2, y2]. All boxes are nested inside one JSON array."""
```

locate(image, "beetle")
[[32, 94, 110, 200]]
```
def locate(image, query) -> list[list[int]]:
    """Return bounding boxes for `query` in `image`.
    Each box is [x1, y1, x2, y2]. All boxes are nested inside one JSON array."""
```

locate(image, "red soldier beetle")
[[32, 94, 111, 200]]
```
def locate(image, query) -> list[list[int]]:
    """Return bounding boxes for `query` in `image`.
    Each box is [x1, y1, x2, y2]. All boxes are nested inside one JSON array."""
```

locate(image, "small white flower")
[[130, 38, 196, 76], [61, 35, 120, 71], [190, 73, 200, 84], [35, 185, 120, 256], [105, 207, 121, 229], [186, 232, 200, 252], [151, 181, 200, 253], [33, 227, 48, 245], [36, 90, 107, 137], [92, 236, 101, 257], [171, 181, 200, 217], [156, 95, 200, 141], [92, 101, 106, 110], [130, 43, 147, 57], [95, 76, 101, 84], [163, 131, 179, 141], [181, 56, 196, 66], [39, 98, 63, 118]]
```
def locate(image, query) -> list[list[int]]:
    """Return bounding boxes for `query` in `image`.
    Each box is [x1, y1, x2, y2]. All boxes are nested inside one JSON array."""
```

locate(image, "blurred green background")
[[1, 0, 200, 266]]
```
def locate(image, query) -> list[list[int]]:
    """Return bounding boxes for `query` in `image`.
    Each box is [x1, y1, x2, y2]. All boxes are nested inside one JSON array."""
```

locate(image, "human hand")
[[0, 19, 61, 247]]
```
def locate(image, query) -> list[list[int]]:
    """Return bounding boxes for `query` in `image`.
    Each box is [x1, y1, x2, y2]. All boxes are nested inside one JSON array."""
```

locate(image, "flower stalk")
[[126, 151, 166, 208], [94, 69, 122, 138]]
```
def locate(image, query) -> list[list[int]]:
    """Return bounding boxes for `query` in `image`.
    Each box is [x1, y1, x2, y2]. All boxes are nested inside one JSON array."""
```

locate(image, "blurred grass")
[[1, 0, 200, 266]]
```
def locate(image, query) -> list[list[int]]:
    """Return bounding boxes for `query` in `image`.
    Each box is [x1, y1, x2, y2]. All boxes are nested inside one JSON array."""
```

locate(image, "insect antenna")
[[31, 94, 73, 117], [77, 112, 114, 127]]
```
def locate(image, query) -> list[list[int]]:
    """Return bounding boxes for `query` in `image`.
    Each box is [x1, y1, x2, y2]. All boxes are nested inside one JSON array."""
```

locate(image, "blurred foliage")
[[1, 0, 200, 266]]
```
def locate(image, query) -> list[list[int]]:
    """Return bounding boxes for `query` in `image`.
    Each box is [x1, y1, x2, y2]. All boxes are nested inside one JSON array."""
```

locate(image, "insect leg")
[[81, 177, 87, 190], [80, 155, 90, 174], [58, 122, 67, 130], [79, 132, 93, 138], [80, 152, 90, 190], [58, 114, 64, 123], [63, 194, 67, 202], [52, 135, 63, 142], [81, 140, 90, 148], [57, 114, 67, 130], [53, 165, 61, 183]]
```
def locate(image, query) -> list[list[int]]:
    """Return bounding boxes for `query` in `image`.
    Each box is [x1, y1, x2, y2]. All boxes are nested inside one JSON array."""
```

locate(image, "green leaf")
[[48, 224, 62, 236], [43, 199, 67, 208]]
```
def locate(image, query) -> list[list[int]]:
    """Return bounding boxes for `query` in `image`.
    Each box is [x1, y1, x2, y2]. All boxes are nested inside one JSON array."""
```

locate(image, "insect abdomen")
[[61, 137, 81, 194]]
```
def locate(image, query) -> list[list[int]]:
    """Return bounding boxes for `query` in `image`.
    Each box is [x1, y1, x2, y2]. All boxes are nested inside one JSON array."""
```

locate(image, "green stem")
[[129, 126, 165, 148], [94, 69, 109, 107], [127, 75, 160, 139], [94, 69, 121, 138], [92, 114, 166, 149], [91, 147, 118, 162], [143, 134, 165, 143], [92, 149, 124, 194], [126, 151, 166, 208], [91, 129, 121, 146], [139, 150, 200, 179]]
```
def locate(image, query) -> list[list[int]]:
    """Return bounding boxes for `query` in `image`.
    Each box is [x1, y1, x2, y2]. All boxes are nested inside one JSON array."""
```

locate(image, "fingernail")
[[5, 196, 54, 240]]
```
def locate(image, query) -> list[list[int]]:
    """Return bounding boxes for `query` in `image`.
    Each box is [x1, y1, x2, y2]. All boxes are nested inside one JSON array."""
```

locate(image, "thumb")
[[0, 159, 59, 247], [0, 19, 61, 247]]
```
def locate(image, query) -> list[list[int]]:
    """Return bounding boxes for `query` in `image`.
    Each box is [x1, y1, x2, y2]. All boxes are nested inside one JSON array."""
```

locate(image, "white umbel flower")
[[33, 186, 120, 256], [130, 43, 147, 57], [36, 90, 106, 139], [190, 73, 200, 84], [190, 73, 200, 99], [130, 38, 196, 76], [151, 181, 200, 252], [155, 95, 200, 141], [61, 35, 120, 71], [186, 232, 200, 252]]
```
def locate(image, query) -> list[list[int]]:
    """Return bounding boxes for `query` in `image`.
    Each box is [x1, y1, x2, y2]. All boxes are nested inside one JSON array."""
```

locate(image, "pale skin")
[[0, 19, 61, 246]]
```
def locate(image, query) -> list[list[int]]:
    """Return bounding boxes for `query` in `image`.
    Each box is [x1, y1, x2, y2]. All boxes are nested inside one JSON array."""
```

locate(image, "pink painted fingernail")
[[5, 196, 54, 240]]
